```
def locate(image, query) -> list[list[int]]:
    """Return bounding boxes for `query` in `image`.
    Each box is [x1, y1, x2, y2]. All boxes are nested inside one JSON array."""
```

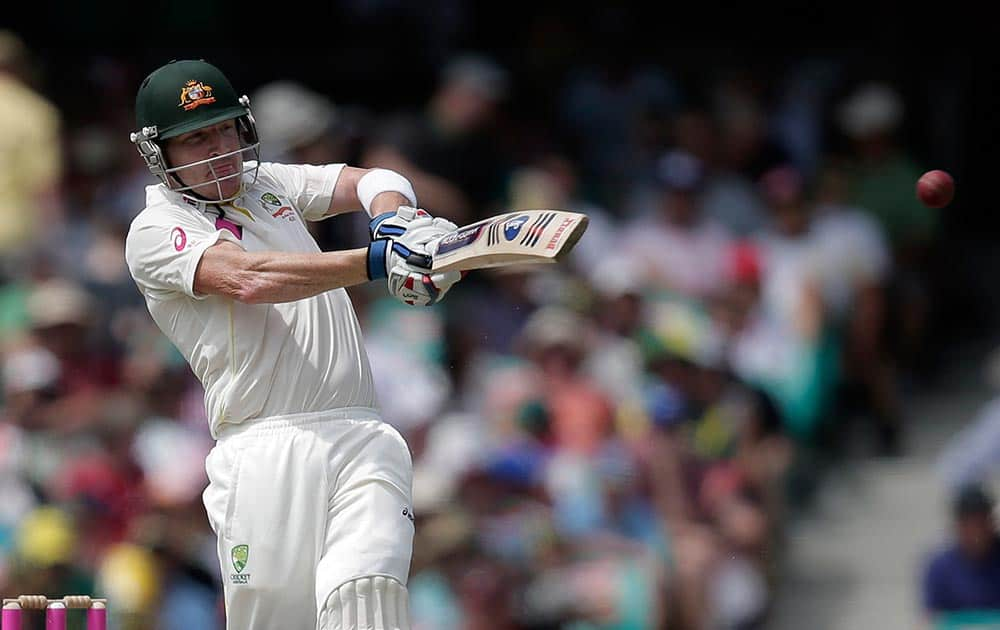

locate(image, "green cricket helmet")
[[129, 59, 260, 202]]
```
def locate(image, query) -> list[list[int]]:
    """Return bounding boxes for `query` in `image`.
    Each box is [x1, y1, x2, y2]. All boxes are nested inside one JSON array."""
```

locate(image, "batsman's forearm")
[[238, 248, 369, 303]]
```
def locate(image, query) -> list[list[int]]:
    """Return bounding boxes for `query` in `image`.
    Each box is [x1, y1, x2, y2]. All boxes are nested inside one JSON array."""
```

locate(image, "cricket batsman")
[[124, 59, 462, 629]]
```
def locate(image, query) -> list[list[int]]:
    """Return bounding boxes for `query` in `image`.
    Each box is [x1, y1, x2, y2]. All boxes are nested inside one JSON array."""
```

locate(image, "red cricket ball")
[[916, 170, 955, 209]]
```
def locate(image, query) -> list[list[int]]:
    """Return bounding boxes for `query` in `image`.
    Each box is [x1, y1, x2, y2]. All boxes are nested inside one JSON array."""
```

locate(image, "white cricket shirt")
[[125, 162, 377, 437]]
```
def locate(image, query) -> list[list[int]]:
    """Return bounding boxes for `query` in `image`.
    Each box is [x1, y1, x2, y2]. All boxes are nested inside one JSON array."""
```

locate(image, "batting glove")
[[369, 206, 458, 241], [366, 210, 457, 274], [366, 214, 462, 305]]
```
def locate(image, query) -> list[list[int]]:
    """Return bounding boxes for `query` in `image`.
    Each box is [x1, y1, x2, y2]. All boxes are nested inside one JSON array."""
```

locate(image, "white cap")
[[837, 82, 903, 138], [517, 306, 591, 354], [588, 254, 644, 299], [26, 279, 92, 328], [442, 54, 509, 101], [252, 81, 338, 155], [2, 346, 59, 393]]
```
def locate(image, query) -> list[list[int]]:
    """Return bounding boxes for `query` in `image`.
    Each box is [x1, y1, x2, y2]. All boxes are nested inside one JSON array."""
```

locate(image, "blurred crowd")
[[0, 28, 947, 630]]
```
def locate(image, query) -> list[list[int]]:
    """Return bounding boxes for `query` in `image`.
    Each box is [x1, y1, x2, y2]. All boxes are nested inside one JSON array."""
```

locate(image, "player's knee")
[[318, 575, 410, 630]]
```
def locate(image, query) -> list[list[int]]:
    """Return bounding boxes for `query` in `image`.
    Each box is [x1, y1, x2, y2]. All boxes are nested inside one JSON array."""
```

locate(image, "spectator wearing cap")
[[251, 81, 343, 164], [922, 484, 1000, 617], [250, 81, 380, 254], [714, 235, 837, 444], [26, 278, 119, 395], [622, 149, 732, 299], [584, 255, 647, 408], [836, 81, 938, 380], [514, 306, 614, 456], [837, 82, 935, 253], [9, 278, 121, 433]]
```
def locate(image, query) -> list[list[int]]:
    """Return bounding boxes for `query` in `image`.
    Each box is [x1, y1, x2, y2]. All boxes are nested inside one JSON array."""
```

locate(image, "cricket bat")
[[428, 210, 589, 273]]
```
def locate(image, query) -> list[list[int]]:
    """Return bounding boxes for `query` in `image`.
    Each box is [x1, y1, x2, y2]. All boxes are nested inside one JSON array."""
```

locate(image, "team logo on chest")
[[179, 80, 216, 111], [260, 192, 281, 206]]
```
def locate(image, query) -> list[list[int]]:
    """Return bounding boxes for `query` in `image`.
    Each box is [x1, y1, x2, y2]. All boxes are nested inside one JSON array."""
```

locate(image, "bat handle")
[[405, 252, 433, 270]]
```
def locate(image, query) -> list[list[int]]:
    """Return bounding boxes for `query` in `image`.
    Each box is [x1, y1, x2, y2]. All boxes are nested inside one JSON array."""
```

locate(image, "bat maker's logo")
[[503, 215, 531, 241], [546, 218, 577, 250]]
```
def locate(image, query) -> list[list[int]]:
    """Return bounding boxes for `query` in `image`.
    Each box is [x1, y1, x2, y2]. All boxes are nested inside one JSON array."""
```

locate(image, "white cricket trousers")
[[202, 407, 415, 629]]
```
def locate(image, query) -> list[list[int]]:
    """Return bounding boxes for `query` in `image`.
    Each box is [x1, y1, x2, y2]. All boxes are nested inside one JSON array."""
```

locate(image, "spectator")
[[622, 149, 732, 299], [714, 238, 836, 443], [252, 81, 370, 251], [514, 306, 615, 455], [923, 484, 1000, 617], [0, 31, 63, 262], [364, 53, 513, 223], [559, 61, 678, 207], [812, 162, 903, 456], [670, 106, 770, 238], [753, 163, 902, 454], [836, 81, 938, 378]]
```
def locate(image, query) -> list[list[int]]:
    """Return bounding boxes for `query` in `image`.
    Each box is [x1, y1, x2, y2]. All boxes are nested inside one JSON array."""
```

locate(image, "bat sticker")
[[503, 215, 532, 241], [520, 212, 557, 247], [436, 223, 489, 255]]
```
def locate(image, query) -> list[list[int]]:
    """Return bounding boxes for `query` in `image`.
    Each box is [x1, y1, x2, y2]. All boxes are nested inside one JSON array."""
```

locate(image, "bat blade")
[[429, 210, 589, 273]]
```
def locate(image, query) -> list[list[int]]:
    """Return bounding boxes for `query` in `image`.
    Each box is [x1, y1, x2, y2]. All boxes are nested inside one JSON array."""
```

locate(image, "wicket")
[[2, 595, 106, 630]]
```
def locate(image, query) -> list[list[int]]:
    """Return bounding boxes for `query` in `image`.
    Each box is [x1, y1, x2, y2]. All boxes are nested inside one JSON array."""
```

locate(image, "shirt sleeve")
[[259, 162, 347, 221], [922, 553, 951, 613], [125, 212, 242, 301]]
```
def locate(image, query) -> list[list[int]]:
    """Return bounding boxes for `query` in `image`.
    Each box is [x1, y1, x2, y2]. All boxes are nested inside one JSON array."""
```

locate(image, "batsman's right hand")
[[366, 213, 462, 305]]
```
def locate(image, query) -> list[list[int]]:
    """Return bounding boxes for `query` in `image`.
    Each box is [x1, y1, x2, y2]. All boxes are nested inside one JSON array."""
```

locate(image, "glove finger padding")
[[394, 217, 457, 253], [369, 206, 434, 240], [387, 264, 462, 306]]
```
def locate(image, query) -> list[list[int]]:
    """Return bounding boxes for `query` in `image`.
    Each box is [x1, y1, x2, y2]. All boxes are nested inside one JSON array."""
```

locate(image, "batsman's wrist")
[[366, 239, 389, 280]]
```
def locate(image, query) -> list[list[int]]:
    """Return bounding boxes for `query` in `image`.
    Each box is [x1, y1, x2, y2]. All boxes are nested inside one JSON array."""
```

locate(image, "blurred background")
[[1, 5, 998, 629]]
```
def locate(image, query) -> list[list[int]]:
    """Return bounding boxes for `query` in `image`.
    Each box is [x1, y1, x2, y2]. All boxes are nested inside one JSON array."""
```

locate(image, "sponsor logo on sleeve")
[[171, 227, 187, 251]]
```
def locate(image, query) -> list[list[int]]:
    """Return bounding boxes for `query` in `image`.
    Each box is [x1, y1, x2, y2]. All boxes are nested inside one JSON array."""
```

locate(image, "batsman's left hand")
[[387, 261, 461, 306], [366, 211, 462, 306]]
